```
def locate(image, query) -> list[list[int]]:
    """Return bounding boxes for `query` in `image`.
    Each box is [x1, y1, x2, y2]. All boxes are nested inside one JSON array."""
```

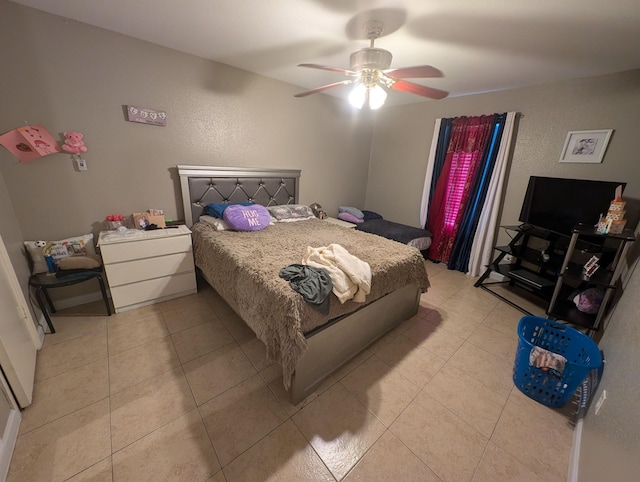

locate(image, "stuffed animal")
[[35, 240, 55, 257], [60, 131, 88, 153]]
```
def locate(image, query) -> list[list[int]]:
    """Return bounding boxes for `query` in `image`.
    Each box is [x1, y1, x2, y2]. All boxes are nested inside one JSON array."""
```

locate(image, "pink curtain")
[[428, 116, 494, 263]]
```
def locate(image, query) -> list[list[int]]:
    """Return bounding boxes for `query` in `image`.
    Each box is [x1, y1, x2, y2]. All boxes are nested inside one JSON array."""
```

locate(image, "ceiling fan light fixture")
[[350, 48, 392, 71], [295, 20, 448, 105], [348, 83, 367, 109], [348, 82, 387, 110], [368, 84, 387, 109]]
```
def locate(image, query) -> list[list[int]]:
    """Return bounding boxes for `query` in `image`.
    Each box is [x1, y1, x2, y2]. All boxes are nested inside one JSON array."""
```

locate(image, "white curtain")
[[467, 111, 517, 276], [419, 118, 442, 228], [419, 112, 517, 276]]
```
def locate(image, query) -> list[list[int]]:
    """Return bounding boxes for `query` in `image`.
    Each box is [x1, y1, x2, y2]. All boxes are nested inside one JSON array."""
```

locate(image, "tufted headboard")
[[177, 165, 301, 226]]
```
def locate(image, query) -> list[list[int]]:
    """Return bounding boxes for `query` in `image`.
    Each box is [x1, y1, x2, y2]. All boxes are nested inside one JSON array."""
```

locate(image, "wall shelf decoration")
[[125, 105, 167, 126], [0, 125, 61, 162], [559, 129, 613, 163]]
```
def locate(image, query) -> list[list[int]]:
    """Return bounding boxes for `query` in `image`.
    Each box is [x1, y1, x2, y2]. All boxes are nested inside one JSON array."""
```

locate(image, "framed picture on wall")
[[559, 129, 613, 163]]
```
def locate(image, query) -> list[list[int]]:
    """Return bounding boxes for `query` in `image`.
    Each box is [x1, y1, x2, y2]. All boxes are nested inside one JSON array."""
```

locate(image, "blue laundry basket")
[[513, 316, 602, 408]]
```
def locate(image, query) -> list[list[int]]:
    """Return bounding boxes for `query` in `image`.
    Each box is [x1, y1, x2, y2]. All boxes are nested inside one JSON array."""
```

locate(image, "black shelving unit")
[[475, 223, 635, 334], [547, 224, 636, 333], [474, 224, 566, 313]]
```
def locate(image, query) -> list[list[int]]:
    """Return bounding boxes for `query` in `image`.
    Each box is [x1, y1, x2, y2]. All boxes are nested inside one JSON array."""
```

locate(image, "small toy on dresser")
[[105, 214, 125, 231], [596, 185, 627, 234]]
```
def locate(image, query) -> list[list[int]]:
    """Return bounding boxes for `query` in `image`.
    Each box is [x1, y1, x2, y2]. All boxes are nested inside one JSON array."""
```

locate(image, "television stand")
[[507, 269, 556, 289], [476, 224, 636, 334], [546, 224, 636, 333], [474, 224, 565, 315]]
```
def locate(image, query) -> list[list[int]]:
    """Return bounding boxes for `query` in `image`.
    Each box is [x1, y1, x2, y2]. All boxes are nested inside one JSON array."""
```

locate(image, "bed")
[[355, 218, 432, 251], [178, 165, 430, 404]]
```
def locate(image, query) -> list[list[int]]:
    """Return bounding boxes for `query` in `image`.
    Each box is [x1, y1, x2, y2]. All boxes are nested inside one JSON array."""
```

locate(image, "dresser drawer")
[[104, 252, 194, 287], [110, 272, 196, 310], [101, 234, 192, 264]]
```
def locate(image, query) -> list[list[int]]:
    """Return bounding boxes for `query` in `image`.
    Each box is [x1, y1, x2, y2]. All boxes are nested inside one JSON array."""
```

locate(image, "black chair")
[[28, 268, 111, 333]]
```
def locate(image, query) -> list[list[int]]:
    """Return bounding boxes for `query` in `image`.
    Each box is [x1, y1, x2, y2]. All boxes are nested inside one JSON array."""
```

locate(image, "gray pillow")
[[267, 204, 315, 221], [338, 206, 364, 219]]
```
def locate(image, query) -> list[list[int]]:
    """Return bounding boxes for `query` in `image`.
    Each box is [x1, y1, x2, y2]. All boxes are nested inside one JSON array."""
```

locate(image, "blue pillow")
[[204, 202, 253, 219]]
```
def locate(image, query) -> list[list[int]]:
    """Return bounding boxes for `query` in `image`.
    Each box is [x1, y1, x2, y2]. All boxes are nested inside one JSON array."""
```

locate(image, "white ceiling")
[[11, 0, 640, 107]]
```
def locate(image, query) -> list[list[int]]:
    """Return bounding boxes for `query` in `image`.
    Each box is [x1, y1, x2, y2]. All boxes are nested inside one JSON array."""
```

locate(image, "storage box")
[[608, 219, 627, 234], [605, 210, 625, 221], [596, 217, 627, 235], [608, 201, 626, 211], [132, 212, 166, 229]]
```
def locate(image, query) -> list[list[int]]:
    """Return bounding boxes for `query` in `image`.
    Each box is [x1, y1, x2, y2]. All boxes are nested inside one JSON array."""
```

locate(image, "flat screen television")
[[518, 176, 626, 236]]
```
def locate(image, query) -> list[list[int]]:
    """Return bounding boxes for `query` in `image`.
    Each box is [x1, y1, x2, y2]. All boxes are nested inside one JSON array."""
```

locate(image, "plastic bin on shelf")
[[513, 316, 602, 408]]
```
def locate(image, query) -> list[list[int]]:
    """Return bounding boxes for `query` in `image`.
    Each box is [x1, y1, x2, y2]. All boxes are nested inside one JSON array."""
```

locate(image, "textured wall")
[[577, 259, 640, 480], [0, 1, 374, 245], [366, 70, 640, 239]]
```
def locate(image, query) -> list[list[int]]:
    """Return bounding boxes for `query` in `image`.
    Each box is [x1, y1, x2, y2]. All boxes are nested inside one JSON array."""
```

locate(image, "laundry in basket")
[[529, 346, 567, 378]]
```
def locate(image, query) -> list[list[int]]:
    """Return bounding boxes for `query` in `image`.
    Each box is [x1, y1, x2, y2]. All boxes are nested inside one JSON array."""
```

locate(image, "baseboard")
[[0, 409, 21, 481], [36, 322, 45, 346], [49, 291, 106, 311], [567, 417, 583, 482]]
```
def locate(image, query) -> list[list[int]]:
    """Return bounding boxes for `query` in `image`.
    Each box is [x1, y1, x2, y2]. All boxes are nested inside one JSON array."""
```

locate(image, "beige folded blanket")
[[302, 244, 371, 303], [58, 254, 102, 270]]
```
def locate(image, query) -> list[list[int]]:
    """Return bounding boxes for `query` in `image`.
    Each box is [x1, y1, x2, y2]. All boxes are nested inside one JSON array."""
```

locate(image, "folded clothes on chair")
[[529, 346, 567, 377]]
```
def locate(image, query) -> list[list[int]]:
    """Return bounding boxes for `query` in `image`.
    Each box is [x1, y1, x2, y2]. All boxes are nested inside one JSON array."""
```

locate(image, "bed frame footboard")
[[290, 284, 420, 405]]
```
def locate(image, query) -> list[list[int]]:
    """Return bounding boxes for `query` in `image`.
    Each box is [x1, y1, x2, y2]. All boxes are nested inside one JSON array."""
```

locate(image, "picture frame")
[[559, 129, 613, 163], [125, 105, 167, 126]]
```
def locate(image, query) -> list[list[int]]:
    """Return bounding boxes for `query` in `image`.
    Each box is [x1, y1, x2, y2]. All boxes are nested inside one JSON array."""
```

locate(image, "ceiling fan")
[[294, 21, 448, 109]]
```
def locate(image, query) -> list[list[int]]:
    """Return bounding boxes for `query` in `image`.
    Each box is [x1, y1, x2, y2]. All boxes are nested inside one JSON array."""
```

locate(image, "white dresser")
[[98, 225, 197, 313]]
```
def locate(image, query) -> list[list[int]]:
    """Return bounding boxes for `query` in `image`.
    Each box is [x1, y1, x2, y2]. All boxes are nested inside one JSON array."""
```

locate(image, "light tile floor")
[[8, 262, 574, 481]]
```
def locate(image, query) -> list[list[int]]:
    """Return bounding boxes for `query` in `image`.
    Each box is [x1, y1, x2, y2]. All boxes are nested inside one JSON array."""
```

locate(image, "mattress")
[[191, 218, 430, 387], [356, 219, 433, 250]]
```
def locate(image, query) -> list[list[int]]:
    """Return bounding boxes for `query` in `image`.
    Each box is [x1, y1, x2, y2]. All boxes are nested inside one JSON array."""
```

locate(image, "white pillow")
[[24, 233, 95, 274], [266, 204, 316, 222], [199, 215, 230, 231]]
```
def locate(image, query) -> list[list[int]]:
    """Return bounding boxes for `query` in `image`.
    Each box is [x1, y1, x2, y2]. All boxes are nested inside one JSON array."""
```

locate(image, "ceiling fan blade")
[[390, 79, 449, 100], [384, 65, 443, 79], [298, 63, 357, 76], [294, 79, 355, 98]]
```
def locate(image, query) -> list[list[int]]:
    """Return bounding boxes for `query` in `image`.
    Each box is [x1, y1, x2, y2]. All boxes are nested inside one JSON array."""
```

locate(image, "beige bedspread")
[[192, 218, 430, 388]]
